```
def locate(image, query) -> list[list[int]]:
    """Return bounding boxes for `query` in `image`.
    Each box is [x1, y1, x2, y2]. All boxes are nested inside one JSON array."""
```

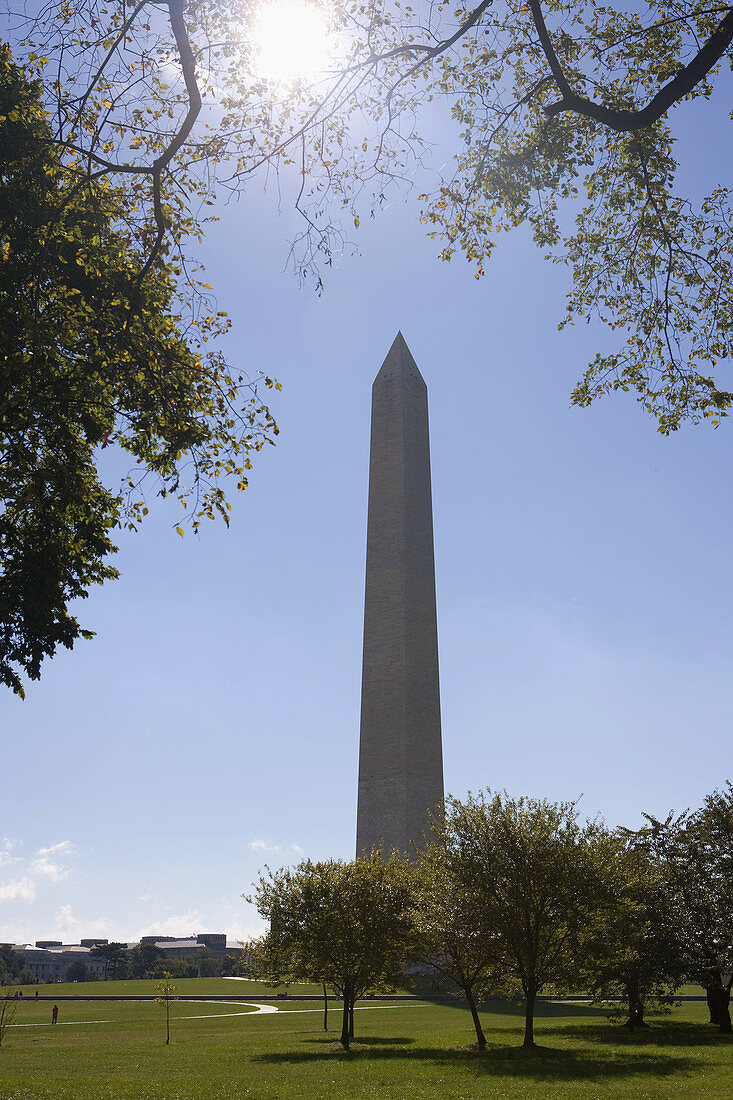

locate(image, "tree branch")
[[529, 0, 733, 132], [155, 0, 202, 173]]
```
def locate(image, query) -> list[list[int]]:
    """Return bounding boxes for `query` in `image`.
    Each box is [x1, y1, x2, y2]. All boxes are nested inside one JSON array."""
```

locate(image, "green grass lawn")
[[6, 976, 300, 999], [0, 983, 730, 1099]]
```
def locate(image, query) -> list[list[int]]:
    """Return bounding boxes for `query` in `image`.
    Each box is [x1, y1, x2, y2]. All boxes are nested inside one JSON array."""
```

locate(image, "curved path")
[[9, 1000, 428, 1029]]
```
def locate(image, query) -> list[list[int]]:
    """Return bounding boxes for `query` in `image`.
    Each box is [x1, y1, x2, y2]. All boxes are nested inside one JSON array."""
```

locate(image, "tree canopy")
[[638, 783, 733, 1034], [250, 852, 415, 1048], [5, 0, 733, 690], [241, 784, 733, 1053], [89, 941, 128, 980], [580, 832, 686, 1029], [438, 790, 604, 1048], [414, 820, 504, 1049], [9, 0, 733, 434], [0, 46, 278, 696]]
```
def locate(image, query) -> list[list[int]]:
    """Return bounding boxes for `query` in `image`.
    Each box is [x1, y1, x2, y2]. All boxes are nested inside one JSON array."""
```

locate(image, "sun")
[[251, 0, 332, 84]]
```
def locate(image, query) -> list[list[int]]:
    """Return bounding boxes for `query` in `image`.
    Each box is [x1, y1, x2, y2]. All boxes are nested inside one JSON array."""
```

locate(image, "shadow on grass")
[[305, 1036, 414, 1046], [417, 994, 608, 1021], [477, 998, 609, 1020], [253, 1042, 697, 1082], [547, 1020, 733, 1049]]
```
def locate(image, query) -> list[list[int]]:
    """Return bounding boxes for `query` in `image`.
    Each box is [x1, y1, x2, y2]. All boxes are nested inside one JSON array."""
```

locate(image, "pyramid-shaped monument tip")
[[374, 331, 425, 385]]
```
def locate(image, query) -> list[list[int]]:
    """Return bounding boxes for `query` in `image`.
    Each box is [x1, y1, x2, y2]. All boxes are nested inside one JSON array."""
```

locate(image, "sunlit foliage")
[[0, 47, 277, 695]]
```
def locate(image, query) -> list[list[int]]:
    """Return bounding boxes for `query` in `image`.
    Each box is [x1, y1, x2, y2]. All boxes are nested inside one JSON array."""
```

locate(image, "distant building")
[[141, 933, 227, 960], [12, 943, 106, 981], [8, 931, 227, 981]]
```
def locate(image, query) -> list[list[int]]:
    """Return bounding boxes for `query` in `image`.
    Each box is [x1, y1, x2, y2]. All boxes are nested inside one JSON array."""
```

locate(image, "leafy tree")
[[441, 791, 602, 1049], [12, 1, 733, 434], [65, 960, 90, 983], [581, 833, 686, 1029], [154, 949, 221, 979], [196, 950, 221, 978], [155, 972, 178, 1045], [221, 946, 250, 978], [640, 783, 733, 1034], [0, 945, 23, 984], [413, 832, 504, 1049], [228, 939, 267, 980], [89, 942, 128, 981], [0, 45, 278, 696], [250, 852, 415, 1049], [127, 942, 167, 979], [0, 948, 33, 991]]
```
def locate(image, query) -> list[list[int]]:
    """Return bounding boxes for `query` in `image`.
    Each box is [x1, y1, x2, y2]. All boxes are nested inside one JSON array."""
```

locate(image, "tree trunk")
[[323, 982, 328, 1031], [349, 998, 355, 1039], [623, 989, 647, 1030], [463, 983, 487, 1050], [706, 979, 732, 1034], [622, 980, 647, 1030], [523, 986, 536, 1048], [340, 990, 350, 1050]]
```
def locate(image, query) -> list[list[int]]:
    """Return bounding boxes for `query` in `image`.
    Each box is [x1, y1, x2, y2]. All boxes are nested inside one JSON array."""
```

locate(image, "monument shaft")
[[356, 333, 444, 857]]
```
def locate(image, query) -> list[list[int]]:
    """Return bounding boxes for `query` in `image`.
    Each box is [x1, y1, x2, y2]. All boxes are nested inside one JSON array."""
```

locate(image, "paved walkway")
[[9, 1000, 430, 1029]]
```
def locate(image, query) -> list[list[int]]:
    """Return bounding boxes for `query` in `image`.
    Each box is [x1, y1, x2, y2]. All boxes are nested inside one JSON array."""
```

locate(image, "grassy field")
[[0, 982, 730, 1099], [3, 976, 299, 999]]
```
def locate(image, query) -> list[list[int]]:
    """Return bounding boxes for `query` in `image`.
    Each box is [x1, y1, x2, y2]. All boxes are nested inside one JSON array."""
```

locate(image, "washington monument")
[[356, 333, 444, 857]]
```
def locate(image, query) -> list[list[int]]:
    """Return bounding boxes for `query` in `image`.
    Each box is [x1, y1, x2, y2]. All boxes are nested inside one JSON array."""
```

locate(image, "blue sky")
[[2, 68, 733, 946]]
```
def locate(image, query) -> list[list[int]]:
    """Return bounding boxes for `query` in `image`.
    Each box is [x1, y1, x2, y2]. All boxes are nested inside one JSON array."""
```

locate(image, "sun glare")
[[251, 1, 331, 84]]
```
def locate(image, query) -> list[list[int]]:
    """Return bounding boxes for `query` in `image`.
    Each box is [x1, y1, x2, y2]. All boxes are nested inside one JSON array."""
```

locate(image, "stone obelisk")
[[356, 333, 444, 857]]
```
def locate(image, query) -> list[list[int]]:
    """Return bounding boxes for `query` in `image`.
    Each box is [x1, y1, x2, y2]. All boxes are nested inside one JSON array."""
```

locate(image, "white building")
[[11, 942, 107, 981]]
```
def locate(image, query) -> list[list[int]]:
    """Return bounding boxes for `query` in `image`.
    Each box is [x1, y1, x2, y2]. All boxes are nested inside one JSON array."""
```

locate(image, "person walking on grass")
[[51, 1004, 58, 1025]]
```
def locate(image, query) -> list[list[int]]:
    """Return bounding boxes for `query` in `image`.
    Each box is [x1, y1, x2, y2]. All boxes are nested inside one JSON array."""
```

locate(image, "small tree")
[[443, 791, 602, 1049], [581, 833, 686, 1029], [640, 783, 733, 1034], [414, 836, 504, 1049], [250, 853, 414, 1050], [155, 973, 178, 1045], [0, 988, 18, 1048]]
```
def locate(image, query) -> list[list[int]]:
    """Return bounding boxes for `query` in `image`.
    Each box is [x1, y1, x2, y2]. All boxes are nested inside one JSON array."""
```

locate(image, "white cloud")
[[52, 905, 113, 941], [28, 860, 69, 881], [0, 877, 37, 902], [224, 919, 267, 944], [247, 839, 304, 856], [28, 841, 76, 882], [38, 841, 75, 859], [0, 839, 18, 869], [0, 840, 78, 906], [54, 903, 79, 935]]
